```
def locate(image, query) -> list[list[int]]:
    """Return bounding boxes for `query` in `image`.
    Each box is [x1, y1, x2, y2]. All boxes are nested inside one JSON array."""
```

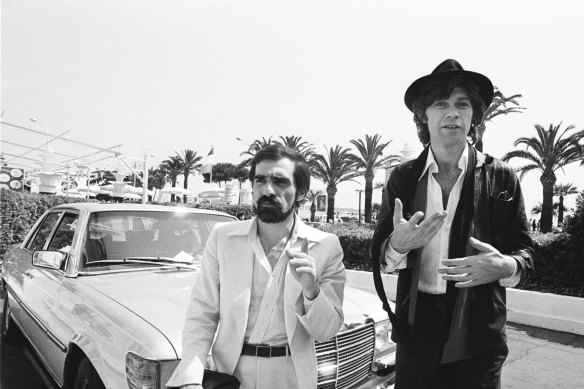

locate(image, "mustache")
[[257, 196, 280, 207]]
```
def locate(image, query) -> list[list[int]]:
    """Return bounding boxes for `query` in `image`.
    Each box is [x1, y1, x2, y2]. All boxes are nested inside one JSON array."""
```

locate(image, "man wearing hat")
[[370, 59, 534, 388]]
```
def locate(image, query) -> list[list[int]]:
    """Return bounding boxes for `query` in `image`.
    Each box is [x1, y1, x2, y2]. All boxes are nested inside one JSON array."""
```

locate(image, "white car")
[[1, 203, 395, 389]]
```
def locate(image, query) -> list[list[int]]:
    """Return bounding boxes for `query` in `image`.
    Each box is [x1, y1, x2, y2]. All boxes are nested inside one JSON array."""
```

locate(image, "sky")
[[2, 0, 584, 214]]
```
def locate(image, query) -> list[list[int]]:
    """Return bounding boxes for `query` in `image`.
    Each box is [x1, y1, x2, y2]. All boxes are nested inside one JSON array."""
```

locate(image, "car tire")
[[73, 357, 106, 389], [1, 292, 21, 344]]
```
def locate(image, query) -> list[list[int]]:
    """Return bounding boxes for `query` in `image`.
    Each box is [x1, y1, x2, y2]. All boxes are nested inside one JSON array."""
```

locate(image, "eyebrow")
[[254, 173, 291, 183]]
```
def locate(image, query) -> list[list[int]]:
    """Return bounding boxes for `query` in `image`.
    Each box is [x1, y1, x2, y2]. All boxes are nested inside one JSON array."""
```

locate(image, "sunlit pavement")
[[1, 297, 583, 389], [504, 323, 584, 389]]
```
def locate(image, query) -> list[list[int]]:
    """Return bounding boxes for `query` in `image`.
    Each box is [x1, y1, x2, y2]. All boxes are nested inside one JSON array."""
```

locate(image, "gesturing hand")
[[287, 237, 320, 300], [438, 237, 517, 288], [390, 198, 448, 254]]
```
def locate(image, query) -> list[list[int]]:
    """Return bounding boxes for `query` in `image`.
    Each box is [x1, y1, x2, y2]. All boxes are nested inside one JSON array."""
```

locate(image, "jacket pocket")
[[489, 195, 511, 243]]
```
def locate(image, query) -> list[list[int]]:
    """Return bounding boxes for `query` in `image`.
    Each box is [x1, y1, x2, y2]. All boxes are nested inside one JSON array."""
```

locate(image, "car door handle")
[[24, 270, 34, 279]]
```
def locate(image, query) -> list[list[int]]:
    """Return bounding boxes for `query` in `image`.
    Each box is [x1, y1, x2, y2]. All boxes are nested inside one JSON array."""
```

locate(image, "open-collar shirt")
[[383, 143, 519, 293], [244, 216, 314, 345]]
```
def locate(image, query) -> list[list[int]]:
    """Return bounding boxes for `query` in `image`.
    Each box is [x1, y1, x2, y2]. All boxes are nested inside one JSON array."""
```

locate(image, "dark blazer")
[[370, 144, 534, 356]]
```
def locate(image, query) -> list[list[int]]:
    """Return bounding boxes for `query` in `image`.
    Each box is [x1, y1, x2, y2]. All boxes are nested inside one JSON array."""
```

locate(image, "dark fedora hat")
[[404, 59, 494, 112]]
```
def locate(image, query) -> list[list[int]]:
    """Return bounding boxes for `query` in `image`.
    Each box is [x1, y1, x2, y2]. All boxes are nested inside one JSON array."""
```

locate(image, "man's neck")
[[257, 214, 296, 253], [430, 141, 466, 172]]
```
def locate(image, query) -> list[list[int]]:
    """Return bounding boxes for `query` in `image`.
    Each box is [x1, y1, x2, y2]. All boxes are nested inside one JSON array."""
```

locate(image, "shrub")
[[0, 189, 93, 258], [313, 222, 375, 271], [520, 191, 584, 297], [564, 191, 584, 240]]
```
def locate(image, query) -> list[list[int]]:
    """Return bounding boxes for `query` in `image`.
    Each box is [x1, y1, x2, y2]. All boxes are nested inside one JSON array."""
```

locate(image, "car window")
[[47, 213, 79, 253], [27, 212, 62, 252], [80, 210, 233, 271]]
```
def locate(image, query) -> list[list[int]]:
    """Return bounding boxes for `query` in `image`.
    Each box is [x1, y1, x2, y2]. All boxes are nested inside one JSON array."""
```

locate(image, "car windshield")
[[79, 210, 233, 272]]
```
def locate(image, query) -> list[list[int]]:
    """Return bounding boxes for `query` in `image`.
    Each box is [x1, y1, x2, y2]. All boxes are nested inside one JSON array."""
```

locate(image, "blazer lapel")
[[224, 235, 254, 338], [284, 220, 322, 344]]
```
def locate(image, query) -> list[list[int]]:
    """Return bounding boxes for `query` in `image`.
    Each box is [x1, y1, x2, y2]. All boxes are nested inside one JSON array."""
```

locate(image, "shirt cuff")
[[303, 294, 316, 313], [381, 236, 409, 272], [499, 257, 521, 287]]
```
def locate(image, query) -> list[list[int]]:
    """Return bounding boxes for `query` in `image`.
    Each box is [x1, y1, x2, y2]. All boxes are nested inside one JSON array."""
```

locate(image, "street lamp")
[[355, 189, 364, 224], [30, 117, 51, 146]]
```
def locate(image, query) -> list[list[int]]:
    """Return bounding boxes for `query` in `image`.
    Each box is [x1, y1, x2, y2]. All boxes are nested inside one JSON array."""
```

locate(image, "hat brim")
[[404, 70, 494, 112]]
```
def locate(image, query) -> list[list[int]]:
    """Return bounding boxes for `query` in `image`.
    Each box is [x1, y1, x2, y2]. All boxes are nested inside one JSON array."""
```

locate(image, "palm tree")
[[475, 87, 525, 152], [178, 149, 203, 203], [531, 202, 564, 218], [554, 183, 579, 226], [277, 135, 318, 169], [239, 137, 275, 167], [305, 189, 324, 222], [502, 123, 583, 233], [349, 134, 400, 223], [312, 145, 360, 223], [160, 155, 183, 202]]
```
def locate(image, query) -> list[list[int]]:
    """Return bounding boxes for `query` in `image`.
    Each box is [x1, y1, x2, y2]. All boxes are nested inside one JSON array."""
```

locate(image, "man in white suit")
[[167, 144, 346, 389]]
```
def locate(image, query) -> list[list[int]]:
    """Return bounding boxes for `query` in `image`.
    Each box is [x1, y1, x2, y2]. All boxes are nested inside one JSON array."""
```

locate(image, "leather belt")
[[241, 343, 291, 358]]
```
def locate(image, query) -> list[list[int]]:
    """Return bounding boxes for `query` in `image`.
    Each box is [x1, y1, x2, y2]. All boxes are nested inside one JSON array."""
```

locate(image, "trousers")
[[395, 293, 508, 389]]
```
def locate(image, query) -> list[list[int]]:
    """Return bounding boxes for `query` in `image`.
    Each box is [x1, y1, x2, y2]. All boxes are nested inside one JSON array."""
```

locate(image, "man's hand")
[[287, 237, 320, 300], [390, 198, 448, 253], [439, 237, 516, 288]]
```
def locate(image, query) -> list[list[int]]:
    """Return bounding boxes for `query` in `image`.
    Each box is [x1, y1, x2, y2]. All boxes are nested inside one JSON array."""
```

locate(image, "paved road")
[[504, 323, 584, 389], [1, 326, 57, 389], [1, 296, 583, 389]]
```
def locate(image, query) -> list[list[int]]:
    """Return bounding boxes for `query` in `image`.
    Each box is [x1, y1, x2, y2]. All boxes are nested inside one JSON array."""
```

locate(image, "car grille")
[[315, 323, 375, 389]]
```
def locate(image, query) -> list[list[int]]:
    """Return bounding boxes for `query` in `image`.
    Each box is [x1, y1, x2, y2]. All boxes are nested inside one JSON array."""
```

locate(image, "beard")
[[253, 196, 295, 223]]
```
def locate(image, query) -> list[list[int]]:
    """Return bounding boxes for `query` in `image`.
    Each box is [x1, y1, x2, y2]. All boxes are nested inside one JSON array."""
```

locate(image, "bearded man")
[[168, 144, 346, 389]]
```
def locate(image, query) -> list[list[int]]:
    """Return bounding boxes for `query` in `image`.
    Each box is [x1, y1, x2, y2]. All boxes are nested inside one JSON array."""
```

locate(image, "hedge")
[[2, 190, 583, 298], [0, 189, 93, 258]]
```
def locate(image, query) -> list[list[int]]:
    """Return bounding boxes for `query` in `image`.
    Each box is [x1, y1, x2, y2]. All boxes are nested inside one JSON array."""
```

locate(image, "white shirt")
[[383, 144, 520, 293], [245, 217, 315, 344]]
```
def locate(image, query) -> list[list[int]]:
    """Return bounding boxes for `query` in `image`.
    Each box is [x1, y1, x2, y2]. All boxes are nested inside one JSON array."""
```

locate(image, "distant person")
[[532, 219, 536, 231], [168, 144, 345, 389], [371, 59, 534, 388]]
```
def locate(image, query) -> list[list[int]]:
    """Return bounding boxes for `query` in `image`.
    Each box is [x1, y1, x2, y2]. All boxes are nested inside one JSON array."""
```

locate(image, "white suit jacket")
[[167, 218, 346, 389]]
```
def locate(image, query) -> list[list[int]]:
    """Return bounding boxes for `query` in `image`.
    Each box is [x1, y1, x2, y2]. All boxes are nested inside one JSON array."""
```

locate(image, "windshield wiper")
[[85, 257, 193, 267]]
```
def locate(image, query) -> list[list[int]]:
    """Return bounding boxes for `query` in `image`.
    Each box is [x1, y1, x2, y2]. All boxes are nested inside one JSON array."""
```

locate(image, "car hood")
[[80, 268, 388, 357]]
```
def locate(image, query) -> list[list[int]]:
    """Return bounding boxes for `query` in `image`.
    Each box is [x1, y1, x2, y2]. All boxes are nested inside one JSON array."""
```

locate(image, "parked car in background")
[[1, 203, 395, 389]]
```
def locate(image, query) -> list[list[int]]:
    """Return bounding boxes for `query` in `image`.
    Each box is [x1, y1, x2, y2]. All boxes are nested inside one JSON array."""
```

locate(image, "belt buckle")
[[256, 345, 271, 358]]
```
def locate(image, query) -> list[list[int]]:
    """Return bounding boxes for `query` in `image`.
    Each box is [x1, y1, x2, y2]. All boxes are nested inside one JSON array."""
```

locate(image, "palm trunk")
[[540, 175, 555, 233], [326, 185, 337, 223], [183, 175, 189, 203], [171, 179, 177, 203], [558, 194, 565, 226], [310, 202, 316, 222], [364, 174, 373, 223]]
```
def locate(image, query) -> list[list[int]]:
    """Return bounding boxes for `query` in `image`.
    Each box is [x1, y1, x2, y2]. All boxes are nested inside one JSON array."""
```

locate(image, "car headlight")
[[374, 319, 392, 353], [126, 352, 159, 389]]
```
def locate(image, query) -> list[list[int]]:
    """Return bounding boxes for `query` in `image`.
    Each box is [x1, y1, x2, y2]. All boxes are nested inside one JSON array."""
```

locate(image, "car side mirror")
[[32, 250, 67, 270]]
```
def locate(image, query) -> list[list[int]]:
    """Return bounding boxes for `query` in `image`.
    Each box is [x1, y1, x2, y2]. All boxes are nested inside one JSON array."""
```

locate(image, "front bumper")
[[352, 370, 395, 389]]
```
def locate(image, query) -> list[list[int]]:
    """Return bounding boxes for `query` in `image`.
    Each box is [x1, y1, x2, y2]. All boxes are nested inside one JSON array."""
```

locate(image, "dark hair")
[[411, 75, 486, 145], [248, 144, 311, 208]]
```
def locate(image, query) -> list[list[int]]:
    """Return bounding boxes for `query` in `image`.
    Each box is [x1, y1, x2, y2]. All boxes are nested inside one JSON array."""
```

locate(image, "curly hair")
[[411, 75, 486, 146], [248, 144, 311, 208]]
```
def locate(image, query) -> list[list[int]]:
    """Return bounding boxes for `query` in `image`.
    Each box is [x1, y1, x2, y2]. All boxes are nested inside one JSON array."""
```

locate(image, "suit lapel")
[[284, 220, 321, 344], [224, 235, 254, 338]]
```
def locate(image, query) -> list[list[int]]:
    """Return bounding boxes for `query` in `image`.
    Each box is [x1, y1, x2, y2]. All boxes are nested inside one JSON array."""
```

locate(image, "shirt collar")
[[248, 214, 299, 244], [419, 142, 469, 181]]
